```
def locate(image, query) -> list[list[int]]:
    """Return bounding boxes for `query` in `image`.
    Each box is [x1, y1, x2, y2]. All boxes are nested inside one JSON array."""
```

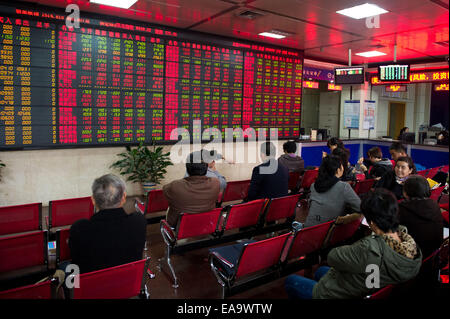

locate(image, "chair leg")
[[159, 245, 179, 288]]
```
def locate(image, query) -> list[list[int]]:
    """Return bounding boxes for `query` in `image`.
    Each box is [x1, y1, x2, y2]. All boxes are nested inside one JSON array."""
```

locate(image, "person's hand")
[[209, 161, 217, 171], [322, 151, 327, 158], [357, 157, 364, 165]]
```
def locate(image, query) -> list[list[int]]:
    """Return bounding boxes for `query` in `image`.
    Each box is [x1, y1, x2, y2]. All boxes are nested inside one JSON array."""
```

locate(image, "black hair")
[[327, 137, 344, 150], [316, 155, 342, 184], [361, 188, 399, 233], [261, 141, 276, 157], [367, 146, 382, 159], [403, 175, 431, 199], [395, 156, 417, 174], [186, 152, 208, 176], [331, 147, 351, 176], [399, 127, 409, 136], [283, 141, 297, 154], [389, 142, 407, 154]]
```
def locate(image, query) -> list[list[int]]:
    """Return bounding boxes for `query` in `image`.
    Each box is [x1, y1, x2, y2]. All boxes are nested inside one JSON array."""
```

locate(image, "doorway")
[[388, 102, 406, 139]]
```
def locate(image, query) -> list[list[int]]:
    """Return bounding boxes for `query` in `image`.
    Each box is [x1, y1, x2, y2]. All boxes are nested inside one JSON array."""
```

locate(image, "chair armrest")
[[160, 219, 176, 246], [209, 252, 233, 287], [135, 198, 145, 214]]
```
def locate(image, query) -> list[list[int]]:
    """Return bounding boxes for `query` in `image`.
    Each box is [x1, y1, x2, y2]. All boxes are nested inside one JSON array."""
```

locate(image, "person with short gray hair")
[[91, 174, 127, 211], [69, 174, 147, 273]]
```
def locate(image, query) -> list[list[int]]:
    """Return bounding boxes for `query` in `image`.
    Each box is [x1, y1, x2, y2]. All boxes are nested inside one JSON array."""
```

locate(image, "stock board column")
[[190, 43, 202, 141], [242, 52, 255, 138], [165, 40, 180, 140], [58, 25, 78, 144], [292, 60, 302, 137], [201, 45, 212, 132], [230, 49, 243, 135], [146, 37, 164, 143], [1, 17, 55, 147], [219, 48, 230, 138], [211, 47, 221, 133]]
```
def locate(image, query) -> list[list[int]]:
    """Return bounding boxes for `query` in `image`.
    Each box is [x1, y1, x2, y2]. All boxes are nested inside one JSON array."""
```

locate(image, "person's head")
[[260, 141, 276, 161], [331, 147, 350, 171], [367, 147, 383, 163], [403, 175, 431, 199], [361, 189, 399, 234], [437, 130, 449, 141], [327, 137, 344, 151], [394, 156, 416, 179], [318, 155, 344, 180], [91, 174, 127, 211], [283, 141, 297, 154], [389, 142, 407, 161], [186, 151, 208, 176], [399, 127, 409, 135]]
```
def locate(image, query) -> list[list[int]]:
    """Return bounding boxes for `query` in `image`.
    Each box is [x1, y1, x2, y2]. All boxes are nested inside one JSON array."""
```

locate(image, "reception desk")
[[296, 139, 449, 169]]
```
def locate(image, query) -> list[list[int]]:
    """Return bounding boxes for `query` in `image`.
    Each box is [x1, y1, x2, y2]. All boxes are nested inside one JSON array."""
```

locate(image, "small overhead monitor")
[[334, 67, 365, 84], [378, 64, 410, 82]]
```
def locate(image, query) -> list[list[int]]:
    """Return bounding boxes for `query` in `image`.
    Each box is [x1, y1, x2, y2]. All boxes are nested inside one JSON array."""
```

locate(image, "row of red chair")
[[159, 194, 301, 288], [0, 258, 150, 299], [417, 165, 449, 179], [209, 216, 363, 298], [288, 169, 319, 193], [0, 197, 94, 237]]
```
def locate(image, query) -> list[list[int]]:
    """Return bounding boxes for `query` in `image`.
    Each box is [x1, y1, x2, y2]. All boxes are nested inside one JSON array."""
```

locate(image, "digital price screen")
[[378, 64, 410, 82], [334, 67, 365, 85], [0, 4, 303, 149]]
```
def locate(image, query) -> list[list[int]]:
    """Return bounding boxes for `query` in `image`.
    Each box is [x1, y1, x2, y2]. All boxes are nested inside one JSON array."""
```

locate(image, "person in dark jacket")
[[332, 147, 357, 182], [357, 146, 393, 179], [69, 174, 147, 274], [278, 140, 304, 174], [375, 156, 416, 200], [399, 175, 443, 258], [285, 188, 422, 299], [304, 155, 361, 228], [247, 141, 289, 201]]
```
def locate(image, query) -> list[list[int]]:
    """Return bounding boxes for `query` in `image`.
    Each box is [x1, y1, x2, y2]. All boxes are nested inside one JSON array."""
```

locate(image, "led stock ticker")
[[0, 4, 304, 149]]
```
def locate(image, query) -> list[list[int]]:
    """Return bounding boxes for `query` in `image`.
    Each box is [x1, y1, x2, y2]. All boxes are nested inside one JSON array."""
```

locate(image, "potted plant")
[[110, 142, 173, 195], [0, 160, 5, 181]]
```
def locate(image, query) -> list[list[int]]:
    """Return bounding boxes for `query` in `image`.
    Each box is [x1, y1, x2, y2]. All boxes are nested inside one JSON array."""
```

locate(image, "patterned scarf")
[[381, 229, 418, 259]]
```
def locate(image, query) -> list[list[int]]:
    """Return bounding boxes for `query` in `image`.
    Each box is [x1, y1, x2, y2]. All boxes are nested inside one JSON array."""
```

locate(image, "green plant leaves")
[[110, 143, 173, 184]]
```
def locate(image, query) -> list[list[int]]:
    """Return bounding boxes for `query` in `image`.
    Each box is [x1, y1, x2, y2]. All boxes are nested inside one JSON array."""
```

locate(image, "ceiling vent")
[[235, 10, 265, 20]]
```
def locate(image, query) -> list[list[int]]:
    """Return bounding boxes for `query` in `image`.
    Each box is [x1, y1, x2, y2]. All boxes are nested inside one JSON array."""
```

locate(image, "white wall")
[[0, 140, 287, 207]]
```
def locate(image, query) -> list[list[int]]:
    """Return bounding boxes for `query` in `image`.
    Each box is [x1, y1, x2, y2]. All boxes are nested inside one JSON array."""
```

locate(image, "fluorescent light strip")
[[258, 32, 286, 39], [90, 0, 138, 9], [336, 3, 388, 19], [355, 51, 387, 57]]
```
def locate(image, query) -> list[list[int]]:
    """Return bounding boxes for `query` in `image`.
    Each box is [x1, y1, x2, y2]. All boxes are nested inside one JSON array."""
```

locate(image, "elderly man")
[[164, 151, 220, 227], [69, 174, 147, 274]]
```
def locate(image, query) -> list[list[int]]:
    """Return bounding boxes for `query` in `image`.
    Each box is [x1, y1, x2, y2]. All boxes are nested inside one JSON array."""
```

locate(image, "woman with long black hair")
[[304, 155, 361, 228]]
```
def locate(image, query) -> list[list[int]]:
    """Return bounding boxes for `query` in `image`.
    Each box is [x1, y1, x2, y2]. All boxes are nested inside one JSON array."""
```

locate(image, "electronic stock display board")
[[0, 3, 303, 149]]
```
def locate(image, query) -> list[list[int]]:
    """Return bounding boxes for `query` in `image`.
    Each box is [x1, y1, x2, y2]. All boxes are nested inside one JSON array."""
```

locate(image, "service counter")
[[295, 138, 449, 168]]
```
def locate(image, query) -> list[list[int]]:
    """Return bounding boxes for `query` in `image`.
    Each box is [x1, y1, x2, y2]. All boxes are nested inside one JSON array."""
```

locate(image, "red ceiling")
[[15, 0, 450, 65]]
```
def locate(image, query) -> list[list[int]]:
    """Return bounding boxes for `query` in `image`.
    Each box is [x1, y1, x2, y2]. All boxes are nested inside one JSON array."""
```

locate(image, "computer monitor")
[[401, 132, 416, 143]]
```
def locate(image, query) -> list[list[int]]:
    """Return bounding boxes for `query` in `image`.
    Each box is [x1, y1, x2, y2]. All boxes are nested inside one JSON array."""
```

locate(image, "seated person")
[[374, 156, 416, 200], [164, 151, 220, 227], [185, 149, 227, 192], [331, 147, 357, 182], [322, 137, 345, 158], [304, 155, 361, 228], [285, 188, 422, 299], [398, 127, 409, 140], [278, 140, 305, 174], [69, 174, 147, 274], [247, 141, 289, 201], [357, 146, 393, 179], [399, 175, 443, 257], [389, 142, 425, 171], [437, 130, 449, 146]]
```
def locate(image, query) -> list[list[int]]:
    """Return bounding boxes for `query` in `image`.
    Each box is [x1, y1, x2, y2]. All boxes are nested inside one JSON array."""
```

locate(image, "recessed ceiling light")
[[337, 3, 388, 19], [258, 30, 292, 39], [90, 0, 138, 9], [355, 50, 387, 57]]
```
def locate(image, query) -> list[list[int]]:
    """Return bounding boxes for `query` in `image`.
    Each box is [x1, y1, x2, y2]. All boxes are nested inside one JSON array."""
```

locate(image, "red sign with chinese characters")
[[385, 85, 407, 92], [371, 68, 449, 85], [434, 83, 449, 91], [328, 83, 342, 91], [303, 81, 319, 89]]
